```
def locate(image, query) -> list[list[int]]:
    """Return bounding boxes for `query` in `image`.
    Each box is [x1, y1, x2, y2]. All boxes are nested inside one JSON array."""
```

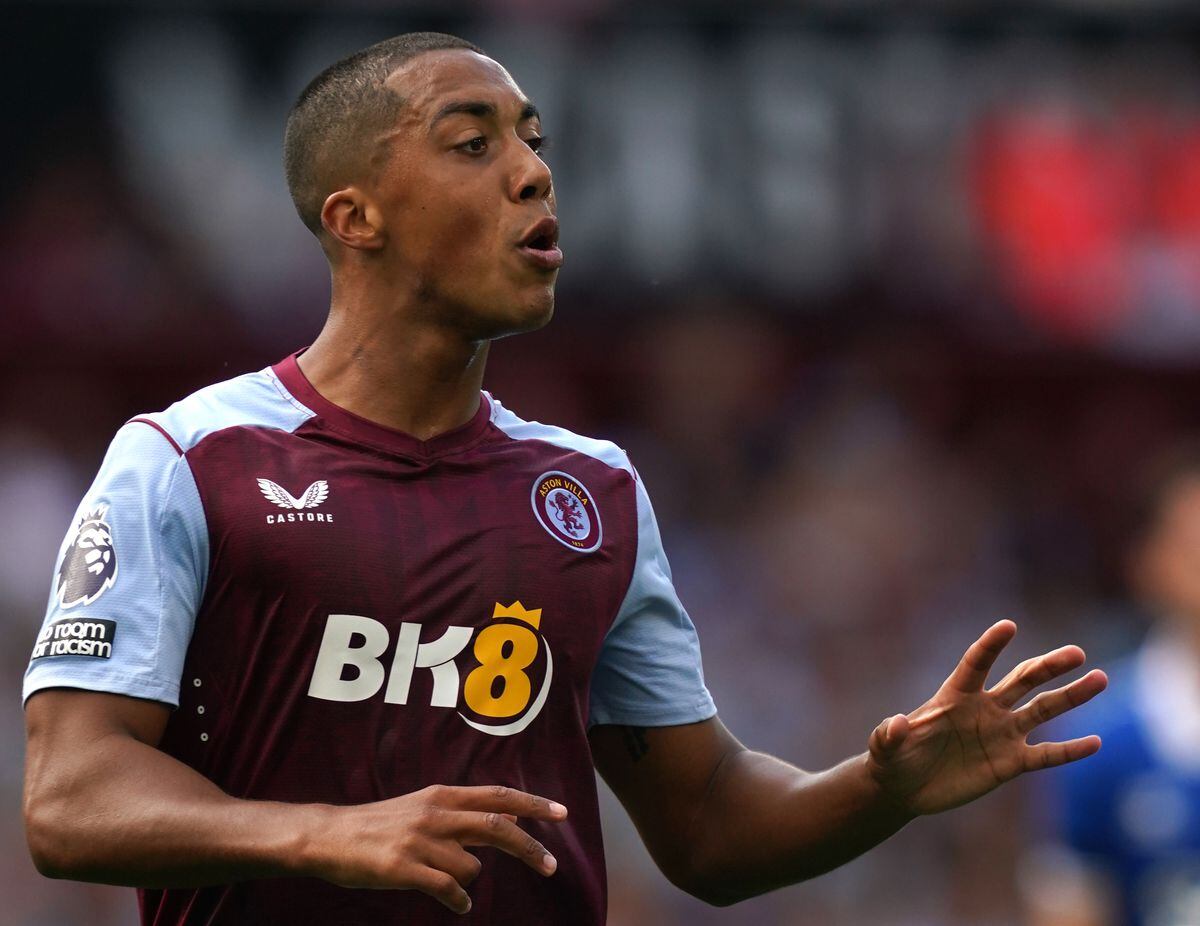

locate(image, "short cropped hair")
[[284, 32, 484, 237]]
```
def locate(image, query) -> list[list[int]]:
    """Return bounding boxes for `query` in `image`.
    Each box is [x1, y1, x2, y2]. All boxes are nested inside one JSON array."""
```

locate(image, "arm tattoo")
[[620, 726, 650, 763]]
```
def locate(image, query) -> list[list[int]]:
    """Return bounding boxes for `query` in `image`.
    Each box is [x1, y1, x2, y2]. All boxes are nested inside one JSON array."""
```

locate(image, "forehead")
[[384, 49, 528, 121]]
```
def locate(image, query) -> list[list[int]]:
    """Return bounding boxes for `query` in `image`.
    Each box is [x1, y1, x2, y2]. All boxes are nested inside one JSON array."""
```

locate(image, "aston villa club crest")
[[531, 471, 602, 553], [57, 505, 118, 609]]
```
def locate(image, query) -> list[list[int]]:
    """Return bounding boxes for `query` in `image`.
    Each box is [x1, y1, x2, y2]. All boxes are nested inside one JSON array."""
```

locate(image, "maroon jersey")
[[25, 352, 715, 925]]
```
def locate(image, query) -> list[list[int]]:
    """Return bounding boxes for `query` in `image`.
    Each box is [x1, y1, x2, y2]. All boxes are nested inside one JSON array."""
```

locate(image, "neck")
[[298, 274, 489, 441]]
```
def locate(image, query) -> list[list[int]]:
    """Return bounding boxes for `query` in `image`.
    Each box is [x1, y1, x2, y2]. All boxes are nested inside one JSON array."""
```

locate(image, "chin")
[[483, 285, 557, 340], [521, 287, 557, 330]]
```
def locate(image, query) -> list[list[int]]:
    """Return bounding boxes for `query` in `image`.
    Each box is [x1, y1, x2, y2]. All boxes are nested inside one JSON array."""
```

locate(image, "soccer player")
[[23, 32, 1108, 925], [1027, 449, 1200, 926]]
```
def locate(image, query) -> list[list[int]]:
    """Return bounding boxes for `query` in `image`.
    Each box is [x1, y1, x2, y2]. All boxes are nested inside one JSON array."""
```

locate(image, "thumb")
[[869, 713, 910, 758]]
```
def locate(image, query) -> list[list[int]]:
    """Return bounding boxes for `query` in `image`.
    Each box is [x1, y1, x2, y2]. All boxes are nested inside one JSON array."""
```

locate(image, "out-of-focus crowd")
[[7, 4, 1200, 924]]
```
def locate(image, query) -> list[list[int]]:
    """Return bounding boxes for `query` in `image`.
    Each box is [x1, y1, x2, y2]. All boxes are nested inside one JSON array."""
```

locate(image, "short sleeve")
[[587, 470, 717, 728], [22, 421, 208, 708]]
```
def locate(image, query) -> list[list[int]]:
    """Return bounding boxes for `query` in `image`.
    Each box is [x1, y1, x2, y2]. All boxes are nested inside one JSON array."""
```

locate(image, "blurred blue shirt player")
[[1032, 449, 1200, 926]]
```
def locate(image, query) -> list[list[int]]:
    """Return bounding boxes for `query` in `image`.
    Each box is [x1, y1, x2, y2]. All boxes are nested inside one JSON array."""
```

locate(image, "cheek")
[[407, 191, 500, 270], [443, 203, 494, 256]]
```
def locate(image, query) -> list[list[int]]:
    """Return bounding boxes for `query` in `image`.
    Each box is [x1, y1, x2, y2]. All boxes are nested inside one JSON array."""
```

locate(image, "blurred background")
[[6, 0, 1200, 923]]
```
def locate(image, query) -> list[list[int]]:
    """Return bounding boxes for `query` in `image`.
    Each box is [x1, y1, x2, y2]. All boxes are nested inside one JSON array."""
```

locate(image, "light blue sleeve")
[[587, 473, 717, 728], [22, 421, 208, 708]]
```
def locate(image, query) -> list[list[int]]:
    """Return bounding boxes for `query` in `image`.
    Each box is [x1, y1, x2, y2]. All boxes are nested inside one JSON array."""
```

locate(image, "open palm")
[[865, 620, 1108, 817]]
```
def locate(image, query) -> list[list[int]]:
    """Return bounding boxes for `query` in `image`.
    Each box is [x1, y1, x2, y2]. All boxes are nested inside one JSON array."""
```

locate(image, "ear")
[[320, 186, 386, 251]]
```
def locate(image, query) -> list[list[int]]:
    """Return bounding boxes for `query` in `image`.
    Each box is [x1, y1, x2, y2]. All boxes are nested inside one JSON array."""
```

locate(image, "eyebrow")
[[431, 100, 540, 126]]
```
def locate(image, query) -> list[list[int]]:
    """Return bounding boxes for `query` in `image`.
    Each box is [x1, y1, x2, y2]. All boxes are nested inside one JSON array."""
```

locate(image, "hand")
[[308, 784, 568, 914], [865, 620, 1107, 817]]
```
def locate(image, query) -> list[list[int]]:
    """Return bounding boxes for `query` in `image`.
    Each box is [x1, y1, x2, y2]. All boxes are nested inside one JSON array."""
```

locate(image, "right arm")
[[24, 688, 566, 915]]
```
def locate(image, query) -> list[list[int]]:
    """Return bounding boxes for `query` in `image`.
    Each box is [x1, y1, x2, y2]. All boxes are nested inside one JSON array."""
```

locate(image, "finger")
[[416, 866, 473, 915], [438, 784, 568, 821], [1023, 735, 1102, 773], [1014, 669, 1108, 734], [448, 811, 558, 876], [868, 714, 910, 758], [426, 844, 484, 889], [988, 645, 1086, 708], [945, 620, 1017, 693]]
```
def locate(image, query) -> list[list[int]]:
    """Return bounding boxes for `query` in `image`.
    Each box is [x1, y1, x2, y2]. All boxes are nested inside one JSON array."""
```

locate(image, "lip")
[[517, 216, 563, 271], [518, 244, 564, 270]]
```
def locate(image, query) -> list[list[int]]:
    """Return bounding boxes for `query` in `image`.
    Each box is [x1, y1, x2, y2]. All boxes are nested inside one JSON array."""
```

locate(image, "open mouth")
[[517, 216, 564, 270], [520, 216, 560, 250]]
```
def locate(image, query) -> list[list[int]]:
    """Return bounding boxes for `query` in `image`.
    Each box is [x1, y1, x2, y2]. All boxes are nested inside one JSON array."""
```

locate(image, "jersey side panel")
[[489, 398, 716, 729], [588, 472, 716, 727]]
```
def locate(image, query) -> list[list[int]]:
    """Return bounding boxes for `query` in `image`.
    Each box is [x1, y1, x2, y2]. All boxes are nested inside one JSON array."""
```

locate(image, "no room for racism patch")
[[31, 617, 117, 660]]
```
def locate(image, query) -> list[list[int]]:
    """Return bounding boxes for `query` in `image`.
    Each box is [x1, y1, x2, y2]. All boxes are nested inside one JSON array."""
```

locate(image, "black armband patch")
[[31, 617, 117, 660]]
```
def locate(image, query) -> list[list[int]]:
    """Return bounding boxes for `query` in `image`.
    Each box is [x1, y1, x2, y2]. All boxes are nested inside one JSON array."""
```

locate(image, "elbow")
[[670, 869, 751, 908], [660, 844, 756, 908], [675, 868, 793, 908], [29, 847, 70, 881], [684, 886, 743, 908], [677, 873, 753, 908], [666, 832, 808, 907], [24, 791, 79, 879]]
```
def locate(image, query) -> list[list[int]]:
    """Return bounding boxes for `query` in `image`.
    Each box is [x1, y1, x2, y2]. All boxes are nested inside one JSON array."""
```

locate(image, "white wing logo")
[[257, 478, 330, 510]]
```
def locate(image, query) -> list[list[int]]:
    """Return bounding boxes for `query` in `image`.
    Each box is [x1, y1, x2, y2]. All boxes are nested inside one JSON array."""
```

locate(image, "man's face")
[[370, 49, 560, 339]]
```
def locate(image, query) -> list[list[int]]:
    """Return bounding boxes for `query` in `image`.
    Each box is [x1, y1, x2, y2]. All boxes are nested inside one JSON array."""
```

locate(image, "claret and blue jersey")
[[24, 351, 716, 926]]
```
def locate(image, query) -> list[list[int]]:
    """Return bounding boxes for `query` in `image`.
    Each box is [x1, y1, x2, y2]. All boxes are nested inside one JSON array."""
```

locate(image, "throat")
[[297, 322, 490, 441]]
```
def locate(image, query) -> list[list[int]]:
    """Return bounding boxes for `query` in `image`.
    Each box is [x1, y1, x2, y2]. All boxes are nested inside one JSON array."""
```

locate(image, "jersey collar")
[[272, 350, 494, 460]]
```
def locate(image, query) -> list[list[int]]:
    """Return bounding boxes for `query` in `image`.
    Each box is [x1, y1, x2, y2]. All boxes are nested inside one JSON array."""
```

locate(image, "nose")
[[511, 141, 553, 203]]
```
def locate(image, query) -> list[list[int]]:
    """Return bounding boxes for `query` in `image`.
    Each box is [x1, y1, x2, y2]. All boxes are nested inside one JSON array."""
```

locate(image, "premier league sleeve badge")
[[56, 504, 119, 609]]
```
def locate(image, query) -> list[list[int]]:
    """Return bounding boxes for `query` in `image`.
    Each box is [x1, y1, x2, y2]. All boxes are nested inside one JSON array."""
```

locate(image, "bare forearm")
[[26, 691, 569, 911], [25, 731, 322, 887], [688, 749, 913, 905], [597, 622, 1108, 908]]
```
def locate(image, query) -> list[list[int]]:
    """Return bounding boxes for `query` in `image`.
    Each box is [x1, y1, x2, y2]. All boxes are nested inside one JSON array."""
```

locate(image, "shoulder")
[[487, 394, 634, 478], [129, 365, 315, 456]]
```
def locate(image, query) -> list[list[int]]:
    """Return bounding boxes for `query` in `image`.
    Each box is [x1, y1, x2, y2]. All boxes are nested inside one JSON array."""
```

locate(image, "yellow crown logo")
[[492, 601, 542, 629]]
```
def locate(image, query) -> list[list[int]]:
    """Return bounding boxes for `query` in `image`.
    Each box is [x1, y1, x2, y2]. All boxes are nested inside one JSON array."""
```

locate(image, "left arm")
[[590, 620, 1107, 907], [591, 717, 911, 906]]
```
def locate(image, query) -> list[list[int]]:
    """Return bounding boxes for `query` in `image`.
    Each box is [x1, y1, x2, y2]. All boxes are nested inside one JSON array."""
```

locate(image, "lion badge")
[[531, 471, 602, 553], [57, 505, 118, 609]]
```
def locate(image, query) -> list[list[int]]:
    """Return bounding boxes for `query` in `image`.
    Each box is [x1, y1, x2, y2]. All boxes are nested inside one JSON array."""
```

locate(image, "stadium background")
[[4, 0, 1200, 922]]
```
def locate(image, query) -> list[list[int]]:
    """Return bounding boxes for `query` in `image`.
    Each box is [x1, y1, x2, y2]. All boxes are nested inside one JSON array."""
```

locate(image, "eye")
[[527, 135, 550, 156], [460, 135, 487, 154]]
